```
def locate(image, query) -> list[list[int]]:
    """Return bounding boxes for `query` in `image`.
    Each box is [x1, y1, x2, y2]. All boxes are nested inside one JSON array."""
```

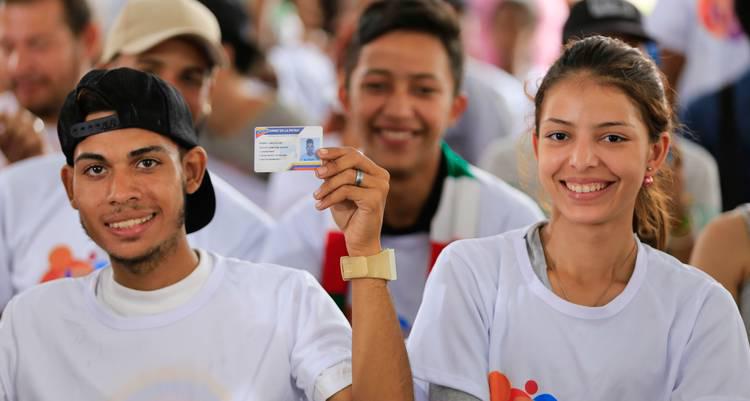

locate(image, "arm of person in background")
[[314, 147, 413, 401], [0, 109, 47, 164], [690, 211, 750, 301]]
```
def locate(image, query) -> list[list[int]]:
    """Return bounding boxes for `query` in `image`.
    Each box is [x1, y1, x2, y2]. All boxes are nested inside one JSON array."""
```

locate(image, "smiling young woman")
[[406, 36, 750, 401]]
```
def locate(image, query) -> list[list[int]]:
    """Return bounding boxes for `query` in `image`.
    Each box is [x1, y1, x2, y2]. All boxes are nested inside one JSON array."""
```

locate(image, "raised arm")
[[314, 147, 413, 401]]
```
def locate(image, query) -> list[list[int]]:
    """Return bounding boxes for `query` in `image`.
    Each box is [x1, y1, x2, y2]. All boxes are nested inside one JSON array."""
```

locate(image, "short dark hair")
[[343, 0, 464, 95], [3, 0, 92, 37], [196, 0, 263, 74]]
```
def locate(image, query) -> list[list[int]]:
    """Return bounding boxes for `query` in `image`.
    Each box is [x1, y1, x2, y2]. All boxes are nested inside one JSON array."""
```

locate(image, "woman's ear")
[[648, 132, 671, 172]]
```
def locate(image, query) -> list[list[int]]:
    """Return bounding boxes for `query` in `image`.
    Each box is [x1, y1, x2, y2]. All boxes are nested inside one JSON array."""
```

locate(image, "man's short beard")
[[81, 195, 187, 277]]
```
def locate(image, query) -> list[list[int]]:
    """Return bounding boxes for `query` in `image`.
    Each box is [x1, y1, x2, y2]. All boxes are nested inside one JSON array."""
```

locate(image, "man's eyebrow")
[[363, 69, 392, 77], [136, 56, 163, 67], [410, 73, 439, 81], [129, 145, 168, 159], [182, 66, 210, 77], [544, 118, 573, 126], [74, 153, 106, 164]]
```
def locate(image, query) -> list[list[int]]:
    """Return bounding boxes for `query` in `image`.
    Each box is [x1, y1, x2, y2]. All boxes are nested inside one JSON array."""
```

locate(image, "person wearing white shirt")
[[0, 67, 412, 401], [407, 36, 750, 401], [261, 0, 543, 336], [645, 0, 750, 107], [0, 0, 100, 165], [0, 0, 275, 311]]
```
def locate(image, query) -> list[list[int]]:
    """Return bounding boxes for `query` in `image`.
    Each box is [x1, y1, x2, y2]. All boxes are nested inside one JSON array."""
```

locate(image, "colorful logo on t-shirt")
[[697, 0, 744, 39], [489, 371, 557, 401], [40, 245, 108, 282]]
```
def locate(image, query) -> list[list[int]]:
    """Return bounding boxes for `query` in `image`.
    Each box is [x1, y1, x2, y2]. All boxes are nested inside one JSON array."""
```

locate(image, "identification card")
[[254, 126, 323, 172]]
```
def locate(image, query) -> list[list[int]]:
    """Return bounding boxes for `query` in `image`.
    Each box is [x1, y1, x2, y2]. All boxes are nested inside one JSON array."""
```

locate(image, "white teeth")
[[566, 182, 608, 193], [381, 130, 412, 140], [109, 214, 154, 229]]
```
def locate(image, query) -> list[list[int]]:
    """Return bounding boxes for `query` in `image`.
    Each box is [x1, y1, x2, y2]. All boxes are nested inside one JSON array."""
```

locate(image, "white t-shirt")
[[407, 227, 750, 400], [644, 0, 750, 106], [0, 250, 352, 401], [0, 153, 275, 310], [260, 166, 543, 333]]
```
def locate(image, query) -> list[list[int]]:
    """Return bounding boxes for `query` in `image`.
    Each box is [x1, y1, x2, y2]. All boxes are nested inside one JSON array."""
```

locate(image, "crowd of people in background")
[[0, 0, 748, 399]]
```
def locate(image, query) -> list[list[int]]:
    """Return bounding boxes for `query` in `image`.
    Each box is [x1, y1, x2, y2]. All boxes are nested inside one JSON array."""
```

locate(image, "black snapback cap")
[[563, 0, 650, 45], [58, 68, 216, 234]]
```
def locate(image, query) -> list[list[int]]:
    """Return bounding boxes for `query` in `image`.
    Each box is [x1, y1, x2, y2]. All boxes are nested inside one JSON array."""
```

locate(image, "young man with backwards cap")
[[0, 68, 412, 401], [0, 0, 272, 311]]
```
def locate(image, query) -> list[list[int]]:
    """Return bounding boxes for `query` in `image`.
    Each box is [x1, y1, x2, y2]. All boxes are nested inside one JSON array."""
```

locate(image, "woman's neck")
[[540, 213, 638, 306]]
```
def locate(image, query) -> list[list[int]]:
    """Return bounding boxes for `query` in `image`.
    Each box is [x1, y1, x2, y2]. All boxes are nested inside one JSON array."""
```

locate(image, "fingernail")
[[313, 189, 320, 199], [317, 166, 327, 176], [315, 200, 323, 209], [318, 148, 328, 155]]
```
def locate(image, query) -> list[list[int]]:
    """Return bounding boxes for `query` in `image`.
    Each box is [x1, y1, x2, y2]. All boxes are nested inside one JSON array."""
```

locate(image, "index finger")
[[315, 147, 382, 178]]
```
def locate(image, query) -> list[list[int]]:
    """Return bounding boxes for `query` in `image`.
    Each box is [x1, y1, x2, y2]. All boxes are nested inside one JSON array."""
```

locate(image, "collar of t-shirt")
[[525, 221, 552, 290], [381, 151, 447, 235], [96, 249, 213, 317]]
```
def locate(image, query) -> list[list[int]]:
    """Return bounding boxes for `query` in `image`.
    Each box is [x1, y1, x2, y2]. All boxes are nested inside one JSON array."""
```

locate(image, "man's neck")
[[383, 150, 443, 231], [110, 236, 199, 291]]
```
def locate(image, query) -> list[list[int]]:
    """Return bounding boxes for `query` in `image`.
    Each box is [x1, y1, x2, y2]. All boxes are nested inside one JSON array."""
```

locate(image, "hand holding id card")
[[254, 126, 323, 172]]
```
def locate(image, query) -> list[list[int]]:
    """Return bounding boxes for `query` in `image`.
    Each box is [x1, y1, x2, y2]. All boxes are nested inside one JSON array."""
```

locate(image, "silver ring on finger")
[[354, 169, 364, 187]]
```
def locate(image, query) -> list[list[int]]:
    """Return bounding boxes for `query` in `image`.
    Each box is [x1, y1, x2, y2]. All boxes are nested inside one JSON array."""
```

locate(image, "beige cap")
[[101, 0, 225, 67]]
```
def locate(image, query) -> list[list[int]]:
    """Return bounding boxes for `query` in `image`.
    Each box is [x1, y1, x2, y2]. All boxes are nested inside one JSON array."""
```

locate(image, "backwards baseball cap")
[[101, 0, 225, 68], [563, 0, 650, 45], [57, 68, 216, 234]]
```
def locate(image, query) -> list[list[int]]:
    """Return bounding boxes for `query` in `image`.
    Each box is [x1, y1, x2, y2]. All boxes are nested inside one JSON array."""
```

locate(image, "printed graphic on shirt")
[[111, 369, 227, 401], [41, 245, 108, 282], [698, 0, 744, 39], [488, 371, 557, 401]]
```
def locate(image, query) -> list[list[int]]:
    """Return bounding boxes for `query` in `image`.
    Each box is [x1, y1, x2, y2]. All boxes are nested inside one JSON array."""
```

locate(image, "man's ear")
[[447, 93, 468, 127], [182, 147, 208, 195], [80, 22, 101, 62], [222, 44, 235, 67], [60, 165, 78, 209]]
